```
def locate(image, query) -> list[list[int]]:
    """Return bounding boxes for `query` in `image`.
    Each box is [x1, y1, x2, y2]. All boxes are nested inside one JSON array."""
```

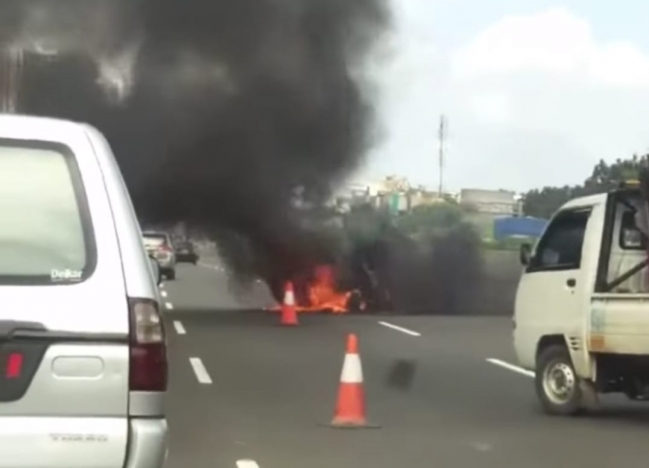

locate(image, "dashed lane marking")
[[197, 262, 228, 273], [165, 302, 174, 310], [173, 321, 186, 335], [486, 358, 535, 378], [378, 321, 421, 337], [189, 357, 213, 384], [237, 460, 260, 468], [161, 290, 168, 298]]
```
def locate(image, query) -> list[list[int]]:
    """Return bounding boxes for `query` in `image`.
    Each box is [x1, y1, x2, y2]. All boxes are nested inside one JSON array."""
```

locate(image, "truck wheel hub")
[[543, 362, 575, 403]]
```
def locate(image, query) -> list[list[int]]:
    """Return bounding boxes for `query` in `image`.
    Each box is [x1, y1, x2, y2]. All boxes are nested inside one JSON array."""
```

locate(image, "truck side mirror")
[[519, 243, 532, 266]]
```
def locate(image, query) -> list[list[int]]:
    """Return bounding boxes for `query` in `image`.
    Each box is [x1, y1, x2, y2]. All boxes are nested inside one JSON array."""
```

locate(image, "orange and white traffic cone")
[[280, 282, 298, 326], [328, 334, 378, 428]]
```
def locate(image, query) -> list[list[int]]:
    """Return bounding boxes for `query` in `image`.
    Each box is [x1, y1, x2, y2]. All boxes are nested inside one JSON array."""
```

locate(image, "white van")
[[514, 181, 649, 414], [0, 115, 168, 467]]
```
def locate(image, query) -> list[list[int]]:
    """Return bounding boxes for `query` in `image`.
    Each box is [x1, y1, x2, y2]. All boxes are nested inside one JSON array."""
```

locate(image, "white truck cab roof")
[[560, 193, 607, 210]]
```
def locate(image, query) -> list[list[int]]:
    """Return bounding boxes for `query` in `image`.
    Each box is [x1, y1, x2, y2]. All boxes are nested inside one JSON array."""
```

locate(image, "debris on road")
[[386, 359, 418, 391]]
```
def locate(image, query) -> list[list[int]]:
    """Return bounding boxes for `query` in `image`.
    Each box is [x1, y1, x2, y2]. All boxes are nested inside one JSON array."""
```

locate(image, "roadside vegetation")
[[523, 154, 649, 218]]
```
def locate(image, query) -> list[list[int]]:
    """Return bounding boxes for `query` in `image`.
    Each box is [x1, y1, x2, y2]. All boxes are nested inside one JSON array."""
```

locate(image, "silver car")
[[143, 231, 177, 280], [0, 115, 168, 468]]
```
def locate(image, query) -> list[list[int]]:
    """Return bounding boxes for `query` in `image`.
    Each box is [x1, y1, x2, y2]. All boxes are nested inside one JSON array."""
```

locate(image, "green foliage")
[[340, 201, 483, 261], [343, 202, 391, 248], [523, 154, 649, 218], [397, 203, 461, 234], [395, 203, 480, 247]]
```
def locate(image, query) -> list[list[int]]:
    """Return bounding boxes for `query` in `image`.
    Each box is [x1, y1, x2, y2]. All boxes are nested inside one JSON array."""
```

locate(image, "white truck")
[[514, 180, 649, 415]]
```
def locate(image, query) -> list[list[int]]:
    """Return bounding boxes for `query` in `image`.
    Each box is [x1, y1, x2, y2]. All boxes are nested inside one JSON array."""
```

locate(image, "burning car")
[[262, 201, 483, 315]]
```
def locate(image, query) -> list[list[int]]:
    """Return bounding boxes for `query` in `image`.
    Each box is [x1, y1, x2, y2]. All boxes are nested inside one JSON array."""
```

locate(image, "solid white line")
[[165, 302, 174, 310], [378, 321, 421, 337], [189, 357, 213, 384], [486, 358, 535, 378], [173, 321, 186, 335], [236, 461, 260, 468], [161, 290, 168, 298]]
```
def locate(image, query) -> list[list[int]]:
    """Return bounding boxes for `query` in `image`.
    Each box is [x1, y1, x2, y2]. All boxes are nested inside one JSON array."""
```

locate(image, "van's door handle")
[[566, 278, 576, 288]]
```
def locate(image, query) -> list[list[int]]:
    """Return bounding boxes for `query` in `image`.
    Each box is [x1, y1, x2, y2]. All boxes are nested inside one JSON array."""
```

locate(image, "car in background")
[[143, 231, 177, 280], [0, 115, 168, 468], [174, 239, 199, 264]]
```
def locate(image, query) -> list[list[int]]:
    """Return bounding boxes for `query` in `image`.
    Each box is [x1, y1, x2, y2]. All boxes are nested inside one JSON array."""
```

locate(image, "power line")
[[438, 114, 446, 197]]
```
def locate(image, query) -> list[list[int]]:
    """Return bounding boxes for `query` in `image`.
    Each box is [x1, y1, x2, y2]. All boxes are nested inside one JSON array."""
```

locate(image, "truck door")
[[514, 208, 592, 369]]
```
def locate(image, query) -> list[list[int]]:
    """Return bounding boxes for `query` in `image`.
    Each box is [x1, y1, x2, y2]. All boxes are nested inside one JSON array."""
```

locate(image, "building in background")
[[459, 188, 521, 216], [336, 179, 532, 238], [459, 189, 524, 242]]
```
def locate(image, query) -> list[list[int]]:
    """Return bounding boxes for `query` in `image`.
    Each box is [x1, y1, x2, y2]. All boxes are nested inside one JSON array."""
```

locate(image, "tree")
[[523, 154, 649, 218]]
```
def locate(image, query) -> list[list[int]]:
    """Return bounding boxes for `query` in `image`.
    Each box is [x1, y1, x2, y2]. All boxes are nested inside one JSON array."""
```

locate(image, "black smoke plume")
[[4, 0, 390, 290]]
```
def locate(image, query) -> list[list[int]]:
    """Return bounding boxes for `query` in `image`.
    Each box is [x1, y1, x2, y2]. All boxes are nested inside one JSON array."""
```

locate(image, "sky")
[[356, 0, 649, 193]]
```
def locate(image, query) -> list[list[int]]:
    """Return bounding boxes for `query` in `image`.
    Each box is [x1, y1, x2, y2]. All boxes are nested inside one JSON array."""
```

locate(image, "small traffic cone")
[[327, 334, 379, 428], [280, 282, 298, 326]]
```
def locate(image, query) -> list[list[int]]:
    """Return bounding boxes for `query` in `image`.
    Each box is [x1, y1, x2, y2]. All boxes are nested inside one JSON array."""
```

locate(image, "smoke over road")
[[4, 0, 390, 288]]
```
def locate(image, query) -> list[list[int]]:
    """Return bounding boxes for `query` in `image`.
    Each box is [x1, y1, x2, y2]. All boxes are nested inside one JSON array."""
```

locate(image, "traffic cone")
[[280, 282, 298, 326], [328, 334, 379, 428]]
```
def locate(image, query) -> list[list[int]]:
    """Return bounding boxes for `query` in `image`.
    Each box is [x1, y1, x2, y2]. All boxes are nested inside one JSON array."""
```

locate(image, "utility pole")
[[0, 45, 23, 114], [438, 114, 446, 197]]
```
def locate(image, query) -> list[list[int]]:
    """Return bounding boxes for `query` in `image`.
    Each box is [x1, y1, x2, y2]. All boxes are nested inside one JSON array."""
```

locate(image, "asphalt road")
[[163, 262, 649, 468]]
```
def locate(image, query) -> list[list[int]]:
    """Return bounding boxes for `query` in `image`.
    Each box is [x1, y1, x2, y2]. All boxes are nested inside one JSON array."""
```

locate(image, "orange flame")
[[301, 265, 351, 314], [269, 265, 360, 314]]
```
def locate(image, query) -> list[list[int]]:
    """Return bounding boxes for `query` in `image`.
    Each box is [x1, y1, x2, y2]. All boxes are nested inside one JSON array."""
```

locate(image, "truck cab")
[[514, 182, 649, 414]]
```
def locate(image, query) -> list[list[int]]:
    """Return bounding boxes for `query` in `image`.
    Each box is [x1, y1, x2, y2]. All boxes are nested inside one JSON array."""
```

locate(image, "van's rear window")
[[143, 235, 167, 248], [0, 140, 95, 285]]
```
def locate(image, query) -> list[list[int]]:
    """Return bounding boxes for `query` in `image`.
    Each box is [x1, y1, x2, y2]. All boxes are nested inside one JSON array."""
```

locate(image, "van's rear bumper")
[[126, 418, 168, 468]]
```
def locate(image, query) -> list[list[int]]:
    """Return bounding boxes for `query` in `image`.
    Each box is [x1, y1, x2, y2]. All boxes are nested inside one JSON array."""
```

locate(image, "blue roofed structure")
[[493, 216, 548, 240]]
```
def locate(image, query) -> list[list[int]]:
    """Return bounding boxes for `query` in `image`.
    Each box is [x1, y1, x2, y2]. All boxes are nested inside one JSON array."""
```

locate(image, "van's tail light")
[[158, 245, 172, 253], [5, 353, 23, 379], [129, 298, 167, 391]]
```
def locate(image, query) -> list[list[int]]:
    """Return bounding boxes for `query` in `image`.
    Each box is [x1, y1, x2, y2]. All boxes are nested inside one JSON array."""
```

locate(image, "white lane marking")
[[378, 321, 421, 337], [197, 262, 227, 273], [189, 357, 213, 384], [486, 358, 535, 378], [161, 290, 168, 298], [237, 460, 260, 468], [173, 321, 186, 335], [165, 302, 174, 310]]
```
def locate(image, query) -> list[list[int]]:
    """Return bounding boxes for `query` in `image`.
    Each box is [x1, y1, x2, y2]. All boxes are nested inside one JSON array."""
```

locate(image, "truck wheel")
[[535, 345, 582, 416]]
